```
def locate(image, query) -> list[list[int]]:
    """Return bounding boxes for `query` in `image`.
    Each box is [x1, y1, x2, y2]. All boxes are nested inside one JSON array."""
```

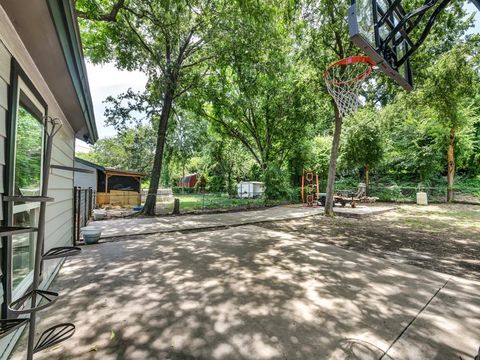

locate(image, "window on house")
[[14, 106, 43, 196], [11, 80, 45, 299]]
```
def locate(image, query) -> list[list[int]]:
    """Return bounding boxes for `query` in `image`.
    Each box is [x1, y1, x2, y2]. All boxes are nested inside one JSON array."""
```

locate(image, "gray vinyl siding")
[[0, 23, 75, 359], [0, 40, 10, 223], [74, 159, 97, 190], [0, 39, 10, 353]]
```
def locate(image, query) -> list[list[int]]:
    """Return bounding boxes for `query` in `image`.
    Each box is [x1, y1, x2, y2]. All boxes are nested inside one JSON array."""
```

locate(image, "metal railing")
[[73, 187, 95, 245]]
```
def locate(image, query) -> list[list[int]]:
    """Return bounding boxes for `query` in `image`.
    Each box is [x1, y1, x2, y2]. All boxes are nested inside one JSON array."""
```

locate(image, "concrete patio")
[[92, 205, 395, 239], [12, 225, 480, 359]]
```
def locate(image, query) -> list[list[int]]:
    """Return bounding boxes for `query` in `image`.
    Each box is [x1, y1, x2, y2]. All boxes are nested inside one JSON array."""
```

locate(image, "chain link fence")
[[153, 184, 480, 214], [153, 191, 267, 214], [107, 182, 480, 216], [364, 185, 480, 204]]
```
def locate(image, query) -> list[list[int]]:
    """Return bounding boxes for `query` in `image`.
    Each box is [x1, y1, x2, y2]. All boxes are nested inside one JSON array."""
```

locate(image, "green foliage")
[[341, 108, 384, 171], [14, 107, 43, 193], [421, 45, 477, 129], [263, 166, 291, 201], [194, 174, 207, 192], [77, 125, 155, 175], [172, 187, 197, 195], [77, 0, 480, 203], [189, 1, 320, 175]]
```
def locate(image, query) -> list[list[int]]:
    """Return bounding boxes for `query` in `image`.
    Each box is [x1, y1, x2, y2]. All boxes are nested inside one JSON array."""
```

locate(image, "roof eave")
[[47, 0, 98, 143]]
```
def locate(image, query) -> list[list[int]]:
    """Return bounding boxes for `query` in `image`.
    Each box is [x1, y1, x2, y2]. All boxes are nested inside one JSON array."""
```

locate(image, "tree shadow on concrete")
[[261, 211, 480, 280], [11, 225, 480, 359]]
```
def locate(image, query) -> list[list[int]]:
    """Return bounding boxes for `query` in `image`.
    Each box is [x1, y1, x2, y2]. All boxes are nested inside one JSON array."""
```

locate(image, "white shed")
[[237, 181, 264, 198]]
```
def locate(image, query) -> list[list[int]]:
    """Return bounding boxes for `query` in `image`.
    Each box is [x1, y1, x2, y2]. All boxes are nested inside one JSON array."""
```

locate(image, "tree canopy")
[[76, 0, 480, 210]]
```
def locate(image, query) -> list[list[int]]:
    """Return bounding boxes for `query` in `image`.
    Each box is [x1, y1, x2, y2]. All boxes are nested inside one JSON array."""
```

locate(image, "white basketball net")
[[324, 57, 374, 119]]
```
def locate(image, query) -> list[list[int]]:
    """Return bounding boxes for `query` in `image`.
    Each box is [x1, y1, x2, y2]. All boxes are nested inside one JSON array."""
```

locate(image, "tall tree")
[[302, 0, 354, 216], [76, 0, 222, 215], [341, 108, 384, 194], [191, 1, 319, 197], [421, 44, 478, 201]]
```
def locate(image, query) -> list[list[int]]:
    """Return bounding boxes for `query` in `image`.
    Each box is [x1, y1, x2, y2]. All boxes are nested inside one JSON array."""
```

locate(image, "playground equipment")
[[323, 0, 480, 212], [324, 55, 376, 119], [301, 171, 319, 207]]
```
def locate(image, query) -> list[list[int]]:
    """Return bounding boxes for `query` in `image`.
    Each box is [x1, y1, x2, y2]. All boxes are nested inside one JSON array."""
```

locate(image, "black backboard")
[[348, 0, 414, 90]]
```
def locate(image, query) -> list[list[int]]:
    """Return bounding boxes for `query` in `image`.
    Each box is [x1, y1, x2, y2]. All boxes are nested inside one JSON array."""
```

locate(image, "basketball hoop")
[[324, 56, 376, 119]]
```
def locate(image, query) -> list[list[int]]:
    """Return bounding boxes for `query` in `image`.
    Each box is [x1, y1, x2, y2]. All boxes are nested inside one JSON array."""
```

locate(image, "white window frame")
[[10, 78, 45, 301]]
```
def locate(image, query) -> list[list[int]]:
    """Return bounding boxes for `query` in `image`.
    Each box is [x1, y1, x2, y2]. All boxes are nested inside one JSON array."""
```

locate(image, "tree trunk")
[[324, 101, 342, 216], [142, 89, 174, 215], [447, 127, 456, 203], [227, 170, 232, 195], [365, 164, 369, 196]]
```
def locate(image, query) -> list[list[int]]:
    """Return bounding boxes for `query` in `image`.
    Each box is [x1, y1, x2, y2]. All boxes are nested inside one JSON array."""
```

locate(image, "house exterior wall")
[[73, 159, 97, 190], [0, 40, 10, 223], [0, 6, 76, 358]]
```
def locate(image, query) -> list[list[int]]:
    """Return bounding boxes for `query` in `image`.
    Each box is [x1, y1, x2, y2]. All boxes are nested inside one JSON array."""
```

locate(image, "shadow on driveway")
[[12, 225, 480, 359]]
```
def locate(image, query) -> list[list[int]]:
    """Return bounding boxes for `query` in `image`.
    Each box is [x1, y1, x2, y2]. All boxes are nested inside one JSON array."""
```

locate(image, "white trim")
[[10, 79, 46, 301], [17, 78, 44, 117]]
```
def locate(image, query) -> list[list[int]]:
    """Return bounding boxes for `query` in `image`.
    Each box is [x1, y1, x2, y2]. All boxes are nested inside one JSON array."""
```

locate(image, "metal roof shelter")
[[74, 158, 145, 193]]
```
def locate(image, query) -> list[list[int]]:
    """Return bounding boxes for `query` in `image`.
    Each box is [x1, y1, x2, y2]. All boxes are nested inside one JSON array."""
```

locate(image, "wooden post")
[[173, 198, 180, 215]]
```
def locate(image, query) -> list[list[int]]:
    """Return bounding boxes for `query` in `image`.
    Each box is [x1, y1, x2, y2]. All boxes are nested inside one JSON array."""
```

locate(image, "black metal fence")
[[73, 187, 95, 245]]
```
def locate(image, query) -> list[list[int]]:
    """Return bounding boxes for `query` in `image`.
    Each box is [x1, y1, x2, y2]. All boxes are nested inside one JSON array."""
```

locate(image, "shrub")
[[263, 166, 291, 201]]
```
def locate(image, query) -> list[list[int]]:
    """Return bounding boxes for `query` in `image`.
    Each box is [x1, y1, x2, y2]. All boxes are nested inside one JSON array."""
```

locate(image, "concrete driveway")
[[13, 225, 480, 359]]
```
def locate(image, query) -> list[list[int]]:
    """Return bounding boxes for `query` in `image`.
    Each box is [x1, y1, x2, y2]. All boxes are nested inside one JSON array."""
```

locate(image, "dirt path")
[[259, 204, 480, 280]]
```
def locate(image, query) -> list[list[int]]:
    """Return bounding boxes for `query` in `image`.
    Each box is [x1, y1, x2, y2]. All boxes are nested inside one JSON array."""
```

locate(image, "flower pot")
[[93, 210, 106, 221], [81, 226, 102, 244]]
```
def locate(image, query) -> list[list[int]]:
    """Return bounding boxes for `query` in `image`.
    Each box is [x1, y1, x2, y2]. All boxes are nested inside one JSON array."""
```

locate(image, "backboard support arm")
[[473, 0, 480, 11], [349, 0, 479, 90]]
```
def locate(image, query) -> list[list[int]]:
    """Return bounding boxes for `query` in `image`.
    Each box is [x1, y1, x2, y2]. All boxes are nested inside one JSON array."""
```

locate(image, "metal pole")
[[73, 187, 78, 246], [83, 190, 87, 226], [26, 118, 61, 359], [88, 187, 93, 220], [76, 189, 81, 245]]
